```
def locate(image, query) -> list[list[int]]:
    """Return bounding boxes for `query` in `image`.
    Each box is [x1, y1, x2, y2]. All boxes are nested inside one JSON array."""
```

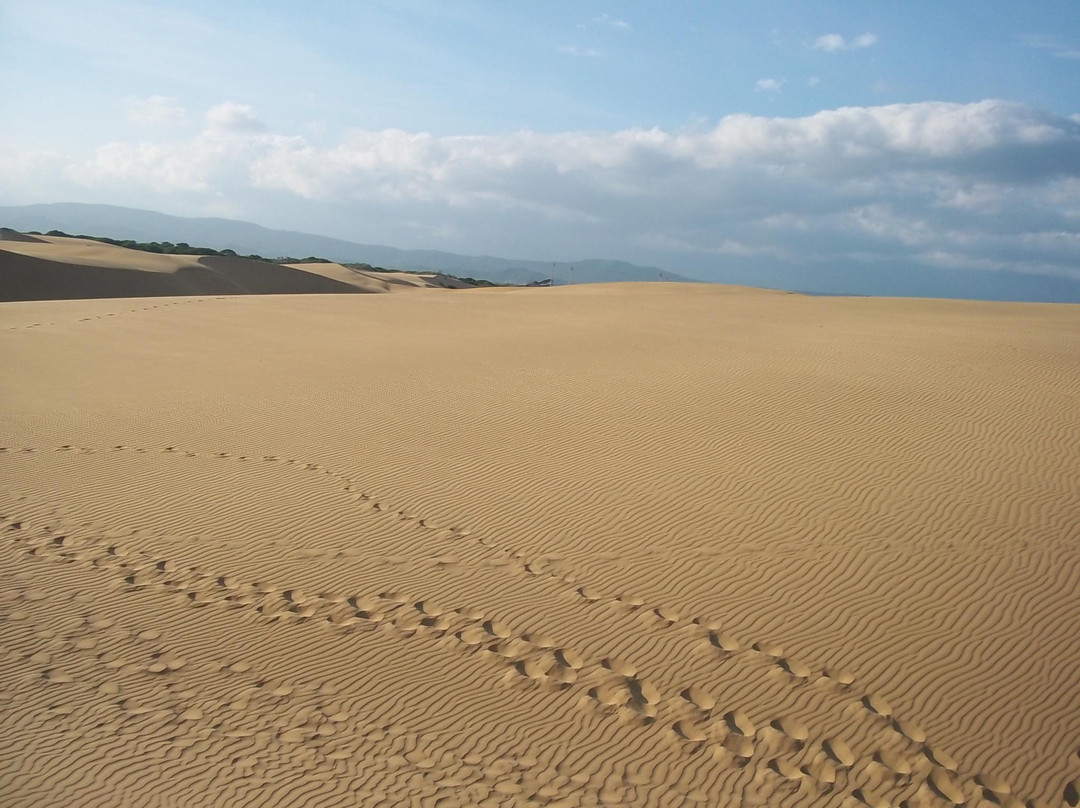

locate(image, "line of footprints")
[[7, 588, 638, 806], [2, 296, 230, 331], [6, 515, 1058, 808], [3, 443, 1077, 806]]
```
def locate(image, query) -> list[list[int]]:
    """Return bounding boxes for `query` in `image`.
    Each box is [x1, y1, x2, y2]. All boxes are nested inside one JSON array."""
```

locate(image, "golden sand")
[[1, 239, 1079, 807]]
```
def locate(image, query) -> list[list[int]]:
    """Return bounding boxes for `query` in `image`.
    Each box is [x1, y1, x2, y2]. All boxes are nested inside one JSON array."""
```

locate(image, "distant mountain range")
[[4, 203, 1079, 302], [0, 203, 686, 287]]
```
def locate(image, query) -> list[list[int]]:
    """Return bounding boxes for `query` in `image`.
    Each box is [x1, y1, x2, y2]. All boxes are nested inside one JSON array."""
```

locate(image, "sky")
[[1, 0, 1079, 287]]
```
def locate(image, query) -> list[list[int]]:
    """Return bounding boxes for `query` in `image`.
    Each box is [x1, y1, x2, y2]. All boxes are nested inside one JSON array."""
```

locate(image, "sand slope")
[[283, 262, 476, 293], [0, 234, 463, 300], [1, 284, 1078, 807]]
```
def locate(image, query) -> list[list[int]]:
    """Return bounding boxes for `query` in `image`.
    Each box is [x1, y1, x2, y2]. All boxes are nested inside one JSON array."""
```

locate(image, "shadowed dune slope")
[[0, 227, 46, 243], [1, 283, 1078, 808], [0, 234, 459, 300]]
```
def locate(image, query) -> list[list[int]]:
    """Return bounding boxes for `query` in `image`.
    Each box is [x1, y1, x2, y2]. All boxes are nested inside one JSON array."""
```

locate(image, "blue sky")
[[1, 0, 1079, 285]]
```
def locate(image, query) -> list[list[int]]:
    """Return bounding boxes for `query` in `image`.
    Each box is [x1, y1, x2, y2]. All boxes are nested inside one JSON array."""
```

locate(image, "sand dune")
[[1, 283, 1078, 807], [283, 262, 476, 293], [0, 234, 461, 301]]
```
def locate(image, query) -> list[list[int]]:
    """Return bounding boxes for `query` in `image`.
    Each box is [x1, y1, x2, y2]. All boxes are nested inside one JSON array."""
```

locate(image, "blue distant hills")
[[0, 203, 686, 287]]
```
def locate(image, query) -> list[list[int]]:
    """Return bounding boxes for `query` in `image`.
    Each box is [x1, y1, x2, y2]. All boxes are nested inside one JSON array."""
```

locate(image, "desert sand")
[[1, 241, 1079, 807]]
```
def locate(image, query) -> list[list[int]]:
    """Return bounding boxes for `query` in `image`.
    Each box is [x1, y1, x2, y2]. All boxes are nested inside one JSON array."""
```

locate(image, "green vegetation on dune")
[[33, 230, 273, 261]]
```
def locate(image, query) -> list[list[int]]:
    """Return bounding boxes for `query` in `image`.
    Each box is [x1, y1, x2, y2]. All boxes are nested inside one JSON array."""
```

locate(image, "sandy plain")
[[1, 236, 1079, 807]]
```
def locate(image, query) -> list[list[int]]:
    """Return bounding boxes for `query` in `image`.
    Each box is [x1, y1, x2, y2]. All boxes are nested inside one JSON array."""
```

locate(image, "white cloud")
[[125, 95, 186, 127], [0, 143, 67, 202], [72, 140, 212, 192], [593, 13, 630, 30], [755, 78, 783, 93], [814, 34, 845, 52], [814, 32, 878, 52], [558, 45, 601, 58], [67, 103, 283, 193], [5, 100, 1079, 285], [204, 102, 266, 133], [807, 76, 821, 88], [1020, 34, 1080, 60]]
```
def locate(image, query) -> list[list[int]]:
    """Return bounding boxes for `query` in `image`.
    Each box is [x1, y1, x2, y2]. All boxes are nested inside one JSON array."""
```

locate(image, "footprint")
[[625, 677, 662, 707], [777, 657, 811, 680], [457, 627, 488, 647], [146, 651, 187, 674], [672, 720, 707, 743], [974, 773, 1011, 799], [752, 641, 784, 658], [522, 632, 556, 649], [805, 759, 836, 785], [577, 586, 602, 602], [483, 619, 512, 639], [724, 709, 755, 737], [927, 769, 965, 805], [588, 683, 628, 708], [768, 757, 804, 782], [861, 693, 892, 717], [822, 667, 855, 687], [652, 605, 681, 625], [414, 600, 446, 617], [513, 658, 551, 680], [601, 657, 637, 677], [681, 685, 716, 713], [723, 733, 755, 762], [822, 737, 855, 769], [550, 666, 577, 687], [489, 638, 532, 660], [769, 716, 808, 745], [892, 717, 926, 743], [873, 749, 913, 776], [690, 614, 722, 629], [708, 631, 741, 653], [924, 744, 958, 771], [554, 648, 584, 670]]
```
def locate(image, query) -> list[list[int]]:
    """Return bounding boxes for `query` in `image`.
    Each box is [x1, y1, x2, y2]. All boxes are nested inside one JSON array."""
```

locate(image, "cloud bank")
[[3, 100, 1079, 284]]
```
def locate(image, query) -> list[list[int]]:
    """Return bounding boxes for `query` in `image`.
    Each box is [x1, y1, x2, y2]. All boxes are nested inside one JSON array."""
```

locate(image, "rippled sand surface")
[[2, 282, 1078, 807]]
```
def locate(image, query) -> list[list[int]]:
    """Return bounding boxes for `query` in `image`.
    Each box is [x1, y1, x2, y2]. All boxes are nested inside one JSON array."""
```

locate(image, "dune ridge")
[[1, 283, 1078, 807], [0, 234, 467, 300]]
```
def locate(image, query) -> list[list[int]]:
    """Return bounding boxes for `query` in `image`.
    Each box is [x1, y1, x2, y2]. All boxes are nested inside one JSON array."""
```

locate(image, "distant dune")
[[0, 230, 469, 301], [283, 262, 476, 293], [1, 282, 1078, 807], [0, 203, 687, 287]]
